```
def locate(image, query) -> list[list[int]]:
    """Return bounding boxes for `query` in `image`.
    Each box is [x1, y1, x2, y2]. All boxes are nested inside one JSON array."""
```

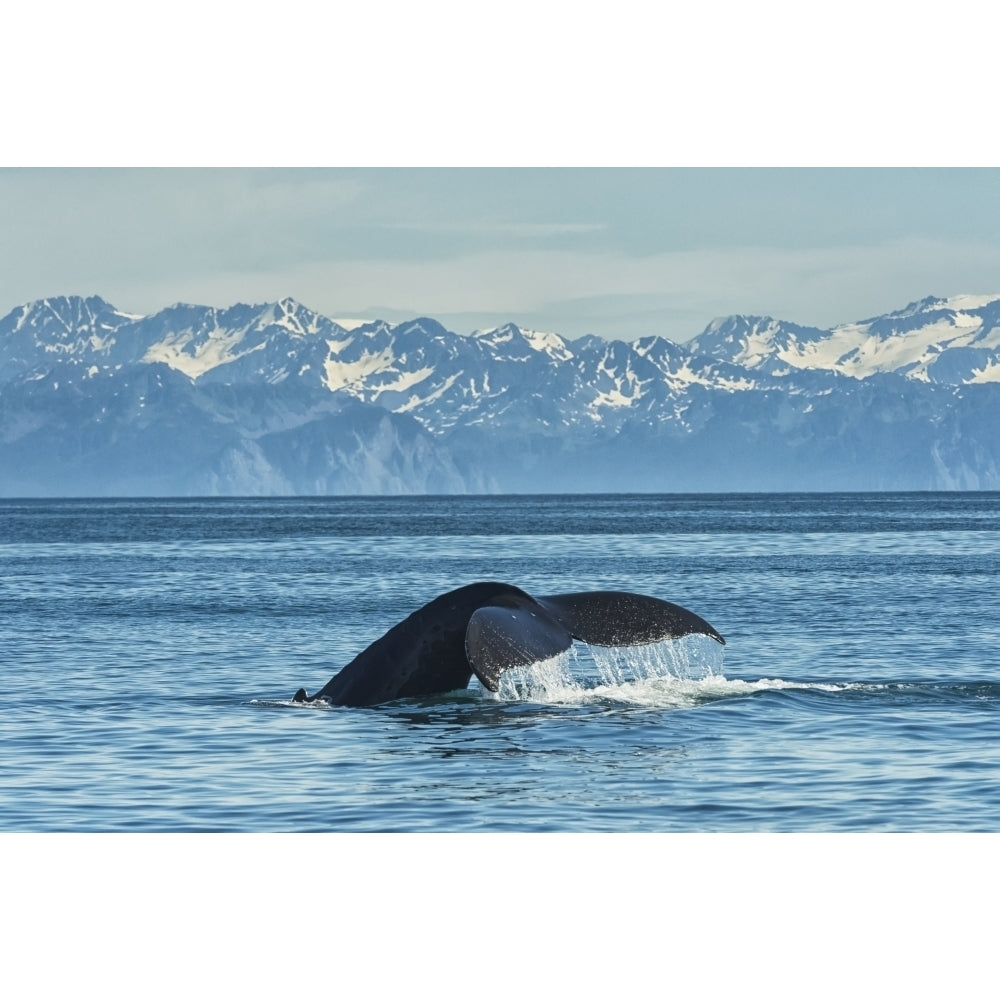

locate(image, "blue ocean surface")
[[2, 492, 999, 832]]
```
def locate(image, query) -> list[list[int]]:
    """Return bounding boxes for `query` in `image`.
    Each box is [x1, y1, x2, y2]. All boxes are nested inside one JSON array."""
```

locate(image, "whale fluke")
[[535, 591, 726, 648], [466, 594, 575, 692], [293, 582, 724, 708]]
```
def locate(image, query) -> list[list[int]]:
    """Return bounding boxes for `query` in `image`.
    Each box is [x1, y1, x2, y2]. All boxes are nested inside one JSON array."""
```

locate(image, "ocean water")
[[2, 492, 999, 832]]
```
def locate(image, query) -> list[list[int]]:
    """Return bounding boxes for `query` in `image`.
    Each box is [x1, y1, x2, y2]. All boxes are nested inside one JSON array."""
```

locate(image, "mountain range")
[[2, 292, 999, 494]]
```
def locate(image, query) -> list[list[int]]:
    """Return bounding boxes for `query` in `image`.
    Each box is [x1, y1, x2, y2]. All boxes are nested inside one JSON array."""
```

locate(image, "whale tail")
[[295, 584, 725, 707], [467, 590, 725, 692]]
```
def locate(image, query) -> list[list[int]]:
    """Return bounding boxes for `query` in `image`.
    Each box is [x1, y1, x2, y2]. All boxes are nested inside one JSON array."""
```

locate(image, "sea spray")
[[488, 635, 727, 706]]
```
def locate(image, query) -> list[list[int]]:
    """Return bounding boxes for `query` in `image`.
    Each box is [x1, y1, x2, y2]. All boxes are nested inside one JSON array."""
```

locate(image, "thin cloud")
[[3, 169, 1000, 344]]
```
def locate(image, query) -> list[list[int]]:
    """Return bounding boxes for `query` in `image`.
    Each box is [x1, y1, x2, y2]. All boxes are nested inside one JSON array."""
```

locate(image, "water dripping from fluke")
[[484, 635, 729, 709]]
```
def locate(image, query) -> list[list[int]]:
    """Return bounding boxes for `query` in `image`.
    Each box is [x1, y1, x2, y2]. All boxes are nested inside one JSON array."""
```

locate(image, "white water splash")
[[484, 637, 879, 709], [488, 636, 728, 707]]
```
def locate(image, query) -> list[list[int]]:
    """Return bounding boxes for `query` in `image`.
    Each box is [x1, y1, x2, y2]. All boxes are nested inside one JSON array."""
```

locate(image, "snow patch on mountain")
[[827, 317, 971, 379], [397, 372, 460, 415], [522, 328, 574, 361], [369, 365, 436, 399], [143, 327, 265, 378], [939, 293, 1000, 311], [970, 359, 1000, 383], [323, 347, 390, 391]]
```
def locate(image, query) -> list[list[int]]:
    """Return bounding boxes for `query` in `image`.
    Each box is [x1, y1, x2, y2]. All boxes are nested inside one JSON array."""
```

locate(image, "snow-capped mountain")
[[688, 294, 1000, 385], [2, 293, 999, 494], [0, 295, 138, 383]]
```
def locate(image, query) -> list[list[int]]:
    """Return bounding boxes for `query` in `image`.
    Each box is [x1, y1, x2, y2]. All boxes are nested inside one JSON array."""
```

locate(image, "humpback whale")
[[293, 582, 724, 708]]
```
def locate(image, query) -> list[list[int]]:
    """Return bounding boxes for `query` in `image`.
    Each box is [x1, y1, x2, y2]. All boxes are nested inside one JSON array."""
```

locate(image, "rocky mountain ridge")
[[2, 293, 999, 494]]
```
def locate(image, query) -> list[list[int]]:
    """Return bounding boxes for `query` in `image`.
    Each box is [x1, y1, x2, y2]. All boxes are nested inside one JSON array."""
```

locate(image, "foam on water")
[[250, 697, 334, 710]]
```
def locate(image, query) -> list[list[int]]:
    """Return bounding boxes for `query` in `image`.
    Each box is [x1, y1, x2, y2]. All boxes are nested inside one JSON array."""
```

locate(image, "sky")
[[3, 5, 998, 344], [4, 167, 1000, 343]]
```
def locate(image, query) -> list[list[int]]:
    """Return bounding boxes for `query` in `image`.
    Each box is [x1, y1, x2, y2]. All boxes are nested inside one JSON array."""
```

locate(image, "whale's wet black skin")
[[293, 582, 725, 708]]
